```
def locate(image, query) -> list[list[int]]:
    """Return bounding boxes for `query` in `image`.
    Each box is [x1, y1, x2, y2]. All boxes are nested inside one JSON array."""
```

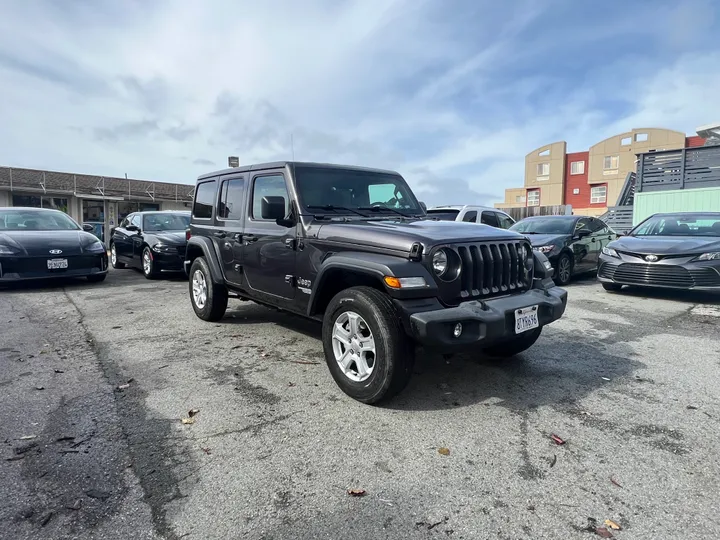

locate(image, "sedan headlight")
[[152, 244, 177, 253], [602, 247, 620, 258], [84, 241, 106, 253], [432, 249, 448, 276], [696, 252, 720, 261], [533, 245, 554, 254]]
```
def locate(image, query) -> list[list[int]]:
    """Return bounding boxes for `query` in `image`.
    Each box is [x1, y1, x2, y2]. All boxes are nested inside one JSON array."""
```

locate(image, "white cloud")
[[0, 0, 719, 206]]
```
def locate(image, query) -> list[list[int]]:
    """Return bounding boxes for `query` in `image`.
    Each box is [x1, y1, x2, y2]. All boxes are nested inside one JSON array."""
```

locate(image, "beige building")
[[496, 127, 694, 217]]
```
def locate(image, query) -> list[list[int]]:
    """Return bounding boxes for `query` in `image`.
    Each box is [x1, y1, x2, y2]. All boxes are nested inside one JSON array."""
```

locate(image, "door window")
[[130, 214, 143, 229], [575, 218, 592, 234], [462, 211, 477, 223], [480, 211, 499, 227], [252, 175, 289, 220], [218, 178, 246, 221], [497, 213, 515, 229], [193, 180, 217, 219], [588, 218, 607, 233]]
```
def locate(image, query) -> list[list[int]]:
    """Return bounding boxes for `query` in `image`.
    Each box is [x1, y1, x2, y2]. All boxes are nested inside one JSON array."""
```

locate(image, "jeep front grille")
[[453, 241, 532, 300]]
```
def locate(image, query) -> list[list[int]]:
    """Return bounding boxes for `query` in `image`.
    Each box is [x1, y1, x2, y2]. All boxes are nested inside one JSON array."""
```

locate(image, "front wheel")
[[554, 253, 572, 286], [142, 247, 159, 279], [602, 282, 623, 292], [188, 257, 228, 321], [322, 286, 413, 404], [110, 243, 125, 269], [482, 327, 542, 358]]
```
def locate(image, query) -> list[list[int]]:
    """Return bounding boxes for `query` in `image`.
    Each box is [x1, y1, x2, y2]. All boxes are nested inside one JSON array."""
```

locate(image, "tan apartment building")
[[496, 128, 703, 216]]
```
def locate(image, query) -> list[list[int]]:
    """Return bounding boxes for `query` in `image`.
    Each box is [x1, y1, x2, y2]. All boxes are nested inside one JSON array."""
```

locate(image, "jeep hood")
[[316, 219, 524, 252]]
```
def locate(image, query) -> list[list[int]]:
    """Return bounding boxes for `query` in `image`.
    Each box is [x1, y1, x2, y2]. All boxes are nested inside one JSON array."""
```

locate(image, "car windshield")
[[143, 213, 191, 231], [510, 218, 575, 235], [426, 209, 460, 221], [0, 209, 80, 231], [631, 214, 720, 237], [293, 165, 423, 216]]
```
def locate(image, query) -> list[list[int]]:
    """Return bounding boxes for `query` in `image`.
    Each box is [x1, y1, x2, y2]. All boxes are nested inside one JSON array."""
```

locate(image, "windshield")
[[631, 214, 720, 237], [0, 209, 80, 231], [293, 165, 423, 216], [143, 213, 191, 231], [510, 217, 575, 235], [426, 209, 460, 221]]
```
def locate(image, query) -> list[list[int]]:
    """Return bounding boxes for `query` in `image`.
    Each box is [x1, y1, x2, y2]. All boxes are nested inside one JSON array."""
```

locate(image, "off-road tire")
[[602, 282, 623, 292], [554, 253, 573, 286], [142, 246, 159, 280], [322, 286, 413, 404], [482, 327, 542, 358], [188, 256, 228, 322], [109, 243, 125, 269], [87, 273, 107, 283]]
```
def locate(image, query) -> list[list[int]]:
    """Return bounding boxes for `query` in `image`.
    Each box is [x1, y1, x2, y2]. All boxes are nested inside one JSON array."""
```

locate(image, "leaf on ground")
[[610, 477, 623, 488], [438, 447, 450, 456], [550, 434, 566, 445], [604, 519, 621, 530], [181, 418, 195, 425], [188, 409, 200, 417], [595, 527, 614, 538], [201, 447, 211, 455], [347, 488, 366, 497]]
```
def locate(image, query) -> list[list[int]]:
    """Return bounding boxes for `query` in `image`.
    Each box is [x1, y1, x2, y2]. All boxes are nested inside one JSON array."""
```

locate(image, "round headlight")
[[432, 249, 449, 276]]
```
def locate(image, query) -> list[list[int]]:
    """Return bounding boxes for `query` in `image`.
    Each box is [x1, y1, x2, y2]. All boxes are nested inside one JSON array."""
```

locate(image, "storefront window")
[[12, 194, 69, 213], [82, 200, 106, 242], [118, 201, 159, 220]]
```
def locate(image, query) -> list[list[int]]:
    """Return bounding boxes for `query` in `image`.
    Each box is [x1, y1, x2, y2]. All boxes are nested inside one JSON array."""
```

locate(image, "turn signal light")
[[383, 276, 427, 289]]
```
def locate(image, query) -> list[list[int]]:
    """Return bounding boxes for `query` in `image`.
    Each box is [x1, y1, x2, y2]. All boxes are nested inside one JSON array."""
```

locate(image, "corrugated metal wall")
[[633, 187, 720, 225]]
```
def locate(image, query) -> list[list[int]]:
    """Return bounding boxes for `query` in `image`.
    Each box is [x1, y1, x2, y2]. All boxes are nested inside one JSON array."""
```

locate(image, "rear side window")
[[462, 211, 477, 223], [193, 180, 217, 219], [481, 211, 499, 227], [218, 178, 246, 220]]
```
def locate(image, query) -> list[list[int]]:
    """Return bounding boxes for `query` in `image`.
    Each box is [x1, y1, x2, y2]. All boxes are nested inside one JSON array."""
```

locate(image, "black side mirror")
[[261, 196, 288, 223], [126, 225, 139, 232], [82, 223, 95, 232], [419, 201, 427, 212], [575, 229, 591, 239]]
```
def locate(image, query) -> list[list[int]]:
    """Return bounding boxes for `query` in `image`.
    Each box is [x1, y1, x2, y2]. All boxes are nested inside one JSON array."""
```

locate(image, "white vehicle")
[[425, 205, 516, 229]]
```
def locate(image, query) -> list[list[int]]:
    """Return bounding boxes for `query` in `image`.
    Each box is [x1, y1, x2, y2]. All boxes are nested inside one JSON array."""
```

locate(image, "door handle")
[[213, 231, 226, 238], [244, 235, 258, 243]]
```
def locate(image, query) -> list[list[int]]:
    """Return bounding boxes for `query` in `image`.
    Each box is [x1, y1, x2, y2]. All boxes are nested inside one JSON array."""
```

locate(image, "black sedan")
[[110, 211, 190, 279], [598, 212, 720, 292], [0, 207, 108, 283], [510, 215, 617, 285]]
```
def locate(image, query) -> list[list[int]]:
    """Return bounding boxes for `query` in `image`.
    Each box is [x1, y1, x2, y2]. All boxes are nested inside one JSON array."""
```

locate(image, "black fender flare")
[[185, 236, 224, 284], [307, 251, 437, 316]]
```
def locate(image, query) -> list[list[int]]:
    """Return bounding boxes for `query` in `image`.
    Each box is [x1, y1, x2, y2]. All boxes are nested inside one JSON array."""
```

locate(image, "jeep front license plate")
[[515, 305, 539, 334], [47, 258, 68, 270]]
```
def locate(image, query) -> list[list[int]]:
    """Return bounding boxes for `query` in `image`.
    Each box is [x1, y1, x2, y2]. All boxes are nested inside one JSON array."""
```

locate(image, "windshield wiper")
[[357, 205, 412, 218], [306, 205, 368, 217]]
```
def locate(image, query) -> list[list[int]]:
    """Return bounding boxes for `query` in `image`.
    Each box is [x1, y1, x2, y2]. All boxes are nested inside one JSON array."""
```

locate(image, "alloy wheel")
[[143, 250, 152, 275], [192, 269, 207, 309], [559, 257, 571, 283], [331, 311, 376, 382]]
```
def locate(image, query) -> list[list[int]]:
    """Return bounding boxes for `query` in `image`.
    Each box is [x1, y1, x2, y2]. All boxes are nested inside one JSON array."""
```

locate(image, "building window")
[[590, 185, 607, 204], [12, 194, 69, 214], [538, 148, 550, 157], [621, 137, 632, 146], [536, 163, 550, 180], [570, 161, 585, 175], [635, 133, 648, 142], [515, 195, 526, 203], [527, 190, 540, 207], [573, 188, 580, 195], [603, 155, 619, 170]]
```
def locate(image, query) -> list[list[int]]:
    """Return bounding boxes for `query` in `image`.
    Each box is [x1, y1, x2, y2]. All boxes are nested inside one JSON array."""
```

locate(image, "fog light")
[[453, 322, 463, 338]]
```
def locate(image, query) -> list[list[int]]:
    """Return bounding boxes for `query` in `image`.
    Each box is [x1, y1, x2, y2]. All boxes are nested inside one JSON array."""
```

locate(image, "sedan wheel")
[[142, 247, 158, 279], [110, 243, 125, 269], [555, 254, 572, 285]]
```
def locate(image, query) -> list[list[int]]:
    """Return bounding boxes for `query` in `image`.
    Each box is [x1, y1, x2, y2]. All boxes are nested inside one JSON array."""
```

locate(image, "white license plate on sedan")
[[515, 305, 539, 334], [47, 258, 68, 270]]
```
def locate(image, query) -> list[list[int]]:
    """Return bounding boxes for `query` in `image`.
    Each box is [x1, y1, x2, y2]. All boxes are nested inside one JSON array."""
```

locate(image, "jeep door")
[[214, 176, 247, 287], [242, 172, 296, 301]]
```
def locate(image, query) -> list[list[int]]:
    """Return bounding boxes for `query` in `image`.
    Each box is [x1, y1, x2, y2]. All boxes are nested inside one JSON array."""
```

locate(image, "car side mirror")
[[261, 196, 288, 223], [575, 229, 590, 239], [419, 201, 427, 212], [126, 225, 139, 232], [82, 223, 94, 232]]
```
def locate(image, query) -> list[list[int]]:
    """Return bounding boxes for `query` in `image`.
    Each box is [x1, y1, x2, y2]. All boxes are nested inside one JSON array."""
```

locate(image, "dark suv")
[[185, 162, 568, 403]]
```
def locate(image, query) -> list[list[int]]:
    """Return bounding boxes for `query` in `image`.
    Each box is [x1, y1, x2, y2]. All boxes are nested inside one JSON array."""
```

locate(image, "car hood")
[[316, 219, 524, 252], [610, 235, 720, 254], [149, 231, 187, 246], [0, 230, 101, 256], [521, 233, 569, 247]]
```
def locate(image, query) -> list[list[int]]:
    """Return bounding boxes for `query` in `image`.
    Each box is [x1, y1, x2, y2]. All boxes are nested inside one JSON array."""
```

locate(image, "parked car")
[[110, 211, 191, 279], [0, 207, 108, 283], [510, 215, 617, 286], [425, 205, 516, 229], [184, 161, 568, 404], [598, 212, 720, 292]]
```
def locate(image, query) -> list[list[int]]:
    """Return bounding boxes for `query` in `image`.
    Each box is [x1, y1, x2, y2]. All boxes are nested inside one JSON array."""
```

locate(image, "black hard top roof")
[[197, 161, 400, 181]]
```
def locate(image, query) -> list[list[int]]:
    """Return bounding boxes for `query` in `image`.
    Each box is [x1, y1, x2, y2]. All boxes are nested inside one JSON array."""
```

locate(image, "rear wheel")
[[482, 327, 542, 358], [322, 286, 413, 404], [602, 282, 623, 292], [142, 247, 159, 279], [554, 253, 572, 286], [110, 243, 125, 269], [189, 257, 228, 321]]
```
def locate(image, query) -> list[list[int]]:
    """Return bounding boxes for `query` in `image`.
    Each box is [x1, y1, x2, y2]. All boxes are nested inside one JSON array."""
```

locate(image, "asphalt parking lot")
[[2, 268, 720, 540]]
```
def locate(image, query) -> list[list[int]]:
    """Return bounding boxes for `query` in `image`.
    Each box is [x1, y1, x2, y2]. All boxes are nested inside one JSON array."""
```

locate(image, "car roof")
[[521, 215, 578, 220], [0, 207, 65, 212], [652, 211, 720, 217], [197, 161, 401, 181], [427, 205, 510, 214], [134, 210, 190, 215]]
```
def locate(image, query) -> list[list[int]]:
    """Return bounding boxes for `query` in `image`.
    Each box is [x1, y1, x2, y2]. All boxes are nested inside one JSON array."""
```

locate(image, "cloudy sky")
[[0, 0, 718, 206]]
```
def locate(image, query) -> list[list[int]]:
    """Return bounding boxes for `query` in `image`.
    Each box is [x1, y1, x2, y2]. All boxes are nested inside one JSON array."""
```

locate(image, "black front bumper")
[[0, 253, 108, 282], [152, 250, 185, 272], [402, 285, 567, 348]]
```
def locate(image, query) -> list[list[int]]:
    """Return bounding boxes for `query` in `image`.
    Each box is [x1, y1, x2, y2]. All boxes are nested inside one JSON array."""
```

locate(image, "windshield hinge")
[[409, 242, 423, 261]]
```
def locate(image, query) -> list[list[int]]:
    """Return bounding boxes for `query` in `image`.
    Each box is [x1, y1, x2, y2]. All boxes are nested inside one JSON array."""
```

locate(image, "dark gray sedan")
[[598, 212, 720, 292]]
